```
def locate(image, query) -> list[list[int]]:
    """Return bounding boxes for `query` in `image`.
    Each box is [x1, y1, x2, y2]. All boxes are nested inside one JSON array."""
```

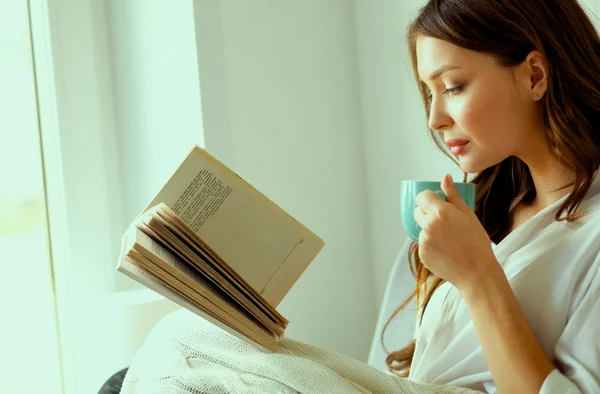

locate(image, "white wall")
[[582, 0, 600, 21], [192, 0, 377, 361]]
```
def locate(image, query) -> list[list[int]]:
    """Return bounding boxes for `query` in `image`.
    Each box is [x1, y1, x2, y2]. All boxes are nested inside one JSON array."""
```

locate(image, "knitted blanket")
[[121, 309, 481, 394]]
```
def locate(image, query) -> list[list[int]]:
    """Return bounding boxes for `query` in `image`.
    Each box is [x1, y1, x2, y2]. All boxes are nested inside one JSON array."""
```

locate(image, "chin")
[[457, 155, 493, 174]]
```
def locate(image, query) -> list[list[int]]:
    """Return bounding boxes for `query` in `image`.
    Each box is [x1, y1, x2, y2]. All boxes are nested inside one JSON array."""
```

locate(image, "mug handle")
[[435, 190, 447, 201]]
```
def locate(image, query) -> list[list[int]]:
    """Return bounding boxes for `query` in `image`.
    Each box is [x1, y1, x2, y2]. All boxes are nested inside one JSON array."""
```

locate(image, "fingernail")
[[448, 174, 454, 186]]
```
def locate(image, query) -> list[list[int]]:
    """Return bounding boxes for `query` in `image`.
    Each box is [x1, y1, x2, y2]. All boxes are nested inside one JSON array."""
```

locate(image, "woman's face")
[[416, 36, 545, 173]]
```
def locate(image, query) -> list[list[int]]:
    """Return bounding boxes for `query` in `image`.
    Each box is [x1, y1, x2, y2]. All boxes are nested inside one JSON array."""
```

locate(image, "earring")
[[534, 94, 539, 100]]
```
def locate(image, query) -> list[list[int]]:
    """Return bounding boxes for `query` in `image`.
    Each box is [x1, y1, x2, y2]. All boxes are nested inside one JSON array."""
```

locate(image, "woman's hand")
[[414, 174, 500, 292]]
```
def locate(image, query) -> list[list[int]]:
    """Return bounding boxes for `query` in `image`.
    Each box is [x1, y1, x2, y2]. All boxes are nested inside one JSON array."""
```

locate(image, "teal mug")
[[400, 180, 476, 243]]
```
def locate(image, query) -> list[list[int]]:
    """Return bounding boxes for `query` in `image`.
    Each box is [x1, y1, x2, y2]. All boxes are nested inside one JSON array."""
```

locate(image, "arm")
[[460, 264, 555, 393], [461, 259, 599, 394]]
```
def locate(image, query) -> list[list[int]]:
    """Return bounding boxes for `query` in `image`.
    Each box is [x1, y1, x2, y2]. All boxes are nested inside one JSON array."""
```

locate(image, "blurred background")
[[1, 0, 598, 393]]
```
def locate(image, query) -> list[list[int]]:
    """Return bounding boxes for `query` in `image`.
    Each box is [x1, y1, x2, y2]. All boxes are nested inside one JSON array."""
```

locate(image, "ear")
[[522, 50, 548, 101]]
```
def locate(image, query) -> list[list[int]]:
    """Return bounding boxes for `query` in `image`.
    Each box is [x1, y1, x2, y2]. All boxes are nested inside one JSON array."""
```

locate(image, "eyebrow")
[[423, 65, 462, 82]]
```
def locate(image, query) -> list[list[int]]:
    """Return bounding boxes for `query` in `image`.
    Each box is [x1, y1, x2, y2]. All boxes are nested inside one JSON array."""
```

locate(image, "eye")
[[424, 86, 433, 103], [443, 85, 465, 96]]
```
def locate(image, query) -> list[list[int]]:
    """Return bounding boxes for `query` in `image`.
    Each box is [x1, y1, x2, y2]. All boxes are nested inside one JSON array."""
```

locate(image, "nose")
[[428, 98, 453, 132]]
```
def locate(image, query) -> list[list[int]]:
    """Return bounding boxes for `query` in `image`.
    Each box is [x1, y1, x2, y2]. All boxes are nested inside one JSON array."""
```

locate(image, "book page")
[[150, 206, 286, 324], [130, 229, 278, 343], [117, 248, 276, 351], [143, 145, 324, 306], [136, 212, 285, 335]]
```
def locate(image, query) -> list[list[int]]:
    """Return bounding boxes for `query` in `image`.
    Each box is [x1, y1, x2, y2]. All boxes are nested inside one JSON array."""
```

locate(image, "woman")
[[383, 0, 600, 393]]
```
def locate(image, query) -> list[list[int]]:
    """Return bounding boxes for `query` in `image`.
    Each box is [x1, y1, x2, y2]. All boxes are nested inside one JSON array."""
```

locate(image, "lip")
[[445, 140, 470, 156], [445, 139, 470, 147]]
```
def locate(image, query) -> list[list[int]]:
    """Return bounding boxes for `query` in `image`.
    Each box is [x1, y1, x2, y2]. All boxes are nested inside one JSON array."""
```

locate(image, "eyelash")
[[426, 85, 465, 102], [444, 85, 464, 95]]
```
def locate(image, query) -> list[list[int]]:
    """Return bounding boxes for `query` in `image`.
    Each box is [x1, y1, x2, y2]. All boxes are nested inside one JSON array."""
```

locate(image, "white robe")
[[408, 174, 600, 393]]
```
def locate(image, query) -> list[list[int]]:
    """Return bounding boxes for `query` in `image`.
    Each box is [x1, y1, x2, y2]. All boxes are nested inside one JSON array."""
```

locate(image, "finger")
[[415, 190, 446, 213], [413, 205, 428, 228], [440, 174, 470, 213]]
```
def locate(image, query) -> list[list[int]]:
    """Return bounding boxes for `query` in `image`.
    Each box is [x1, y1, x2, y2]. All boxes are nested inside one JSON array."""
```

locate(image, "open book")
[[117, 145, 325, 352]]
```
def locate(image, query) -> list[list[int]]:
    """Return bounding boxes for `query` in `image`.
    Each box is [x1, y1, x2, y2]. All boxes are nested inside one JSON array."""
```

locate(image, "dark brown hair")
[[383, 0, 600, 377]]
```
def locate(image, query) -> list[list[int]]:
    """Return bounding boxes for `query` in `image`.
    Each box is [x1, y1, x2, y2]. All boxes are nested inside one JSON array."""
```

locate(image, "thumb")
[[441, 174, 470, 212]]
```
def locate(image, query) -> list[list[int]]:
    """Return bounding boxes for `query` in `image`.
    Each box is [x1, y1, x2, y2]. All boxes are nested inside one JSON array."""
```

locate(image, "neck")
[[519, 149, 574, 210]]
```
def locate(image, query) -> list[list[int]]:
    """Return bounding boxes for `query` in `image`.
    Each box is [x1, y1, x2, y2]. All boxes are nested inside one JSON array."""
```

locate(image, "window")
[[0, 1, 62, 393]]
